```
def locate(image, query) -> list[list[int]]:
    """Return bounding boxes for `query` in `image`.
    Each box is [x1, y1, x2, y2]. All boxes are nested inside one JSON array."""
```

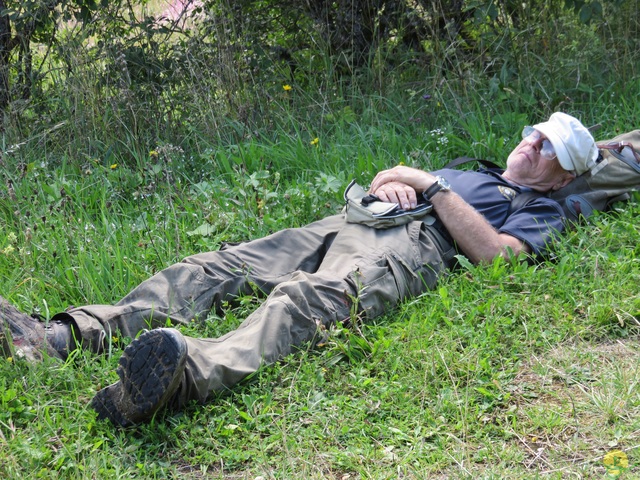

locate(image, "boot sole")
[[90, 328, 187, 427]]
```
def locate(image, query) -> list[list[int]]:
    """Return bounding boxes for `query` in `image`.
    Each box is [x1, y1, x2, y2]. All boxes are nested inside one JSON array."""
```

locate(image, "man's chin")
[[507, 153, 533, 171]]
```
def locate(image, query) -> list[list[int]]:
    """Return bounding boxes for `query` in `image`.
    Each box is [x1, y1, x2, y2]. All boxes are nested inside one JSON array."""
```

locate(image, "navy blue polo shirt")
[[433, 168, 565, 256]]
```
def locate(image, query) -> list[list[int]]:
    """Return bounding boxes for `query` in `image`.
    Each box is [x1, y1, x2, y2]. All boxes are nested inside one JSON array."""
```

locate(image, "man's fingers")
[[370, 166, 435, 195], [373, 182, 417, 209], [369, 171, 392, 193], [374, 189, 392, 202]]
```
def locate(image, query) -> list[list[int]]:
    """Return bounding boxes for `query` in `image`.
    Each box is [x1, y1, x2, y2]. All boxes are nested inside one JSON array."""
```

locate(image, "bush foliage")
[[0, 0, 638, 166]]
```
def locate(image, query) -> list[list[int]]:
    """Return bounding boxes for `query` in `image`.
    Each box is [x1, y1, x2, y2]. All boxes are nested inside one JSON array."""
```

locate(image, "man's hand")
[[369, 166, 436, 210], [370, 181, 420, 210]]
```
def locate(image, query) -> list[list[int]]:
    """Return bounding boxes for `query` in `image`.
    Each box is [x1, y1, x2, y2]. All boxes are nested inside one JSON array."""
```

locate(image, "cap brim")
[[532, 124, 574, 172]]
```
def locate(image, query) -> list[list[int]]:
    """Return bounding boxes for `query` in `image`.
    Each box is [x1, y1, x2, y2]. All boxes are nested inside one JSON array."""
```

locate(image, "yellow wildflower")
[[603, 450, 628, 476], [149, 150, 159, 158], [283, 84, 292, 91], [310, 137, 319, 146], [110, 163, 118, 170]]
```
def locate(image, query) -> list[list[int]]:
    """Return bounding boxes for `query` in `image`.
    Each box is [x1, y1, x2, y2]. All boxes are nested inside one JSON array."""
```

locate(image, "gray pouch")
[[343, 180, 434, 229]]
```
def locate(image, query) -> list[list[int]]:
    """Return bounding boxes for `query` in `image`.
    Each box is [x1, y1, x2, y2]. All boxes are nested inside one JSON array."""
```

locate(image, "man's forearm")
[[368, 165, 530, 263], [430, 190, 529, 263]]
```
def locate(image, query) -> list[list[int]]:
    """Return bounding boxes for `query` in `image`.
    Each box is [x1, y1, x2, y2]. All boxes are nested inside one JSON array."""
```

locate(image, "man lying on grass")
[[0, 112, 598, 427]]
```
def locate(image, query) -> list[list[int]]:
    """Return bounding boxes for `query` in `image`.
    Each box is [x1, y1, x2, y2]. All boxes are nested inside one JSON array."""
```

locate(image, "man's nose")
[[524, 135, 542, 151]]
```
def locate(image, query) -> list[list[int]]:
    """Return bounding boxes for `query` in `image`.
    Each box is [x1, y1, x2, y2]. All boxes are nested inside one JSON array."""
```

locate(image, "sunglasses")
[[522, 126, 556, 161]]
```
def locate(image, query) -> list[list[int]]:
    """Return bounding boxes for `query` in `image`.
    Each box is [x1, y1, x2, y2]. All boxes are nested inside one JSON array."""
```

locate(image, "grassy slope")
[[1, 107, 639, 479], [1, 3, 640, 474]]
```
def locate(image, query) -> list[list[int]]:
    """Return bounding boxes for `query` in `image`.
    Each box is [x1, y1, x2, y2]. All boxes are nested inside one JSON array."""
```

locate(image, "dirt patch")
[[506, 338, 640, 476]]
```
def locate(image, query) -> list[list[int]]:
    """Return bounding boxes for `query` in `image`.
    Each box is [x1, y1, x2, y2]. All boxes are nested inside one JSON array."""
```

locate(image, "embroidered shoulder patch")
[[498, 186, 517, 201]]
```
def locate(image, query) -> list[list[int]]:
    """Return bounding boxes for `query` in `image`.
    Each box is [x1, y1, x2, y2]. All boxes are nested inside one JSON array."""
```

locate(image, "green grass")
[[1, 0, 640, 476], [1, 104, 639, 479]]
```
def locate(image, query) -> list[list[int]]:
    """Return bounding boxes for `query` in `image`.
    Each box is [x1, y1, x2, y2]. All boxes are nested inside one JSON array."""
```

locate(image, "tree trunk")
[[0, 0, 17, 119]]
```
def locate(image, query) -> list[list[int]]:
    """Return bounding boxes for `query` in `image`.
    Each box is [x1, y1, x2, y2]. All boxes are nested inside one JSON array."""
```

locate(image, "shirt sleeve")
[[498, 197, 566, 256]]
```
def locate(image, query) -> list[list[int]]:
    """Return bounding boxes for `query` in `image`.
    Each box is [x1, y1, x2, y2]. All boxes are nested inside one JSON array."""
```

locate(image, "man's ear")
[[551, 172, 576, 191]]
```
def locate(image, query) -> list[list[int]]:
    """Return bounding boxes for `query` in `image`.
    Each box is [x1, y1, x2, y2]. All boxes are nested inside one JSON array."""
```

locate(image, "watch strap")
[[424, 177, 447, 200]]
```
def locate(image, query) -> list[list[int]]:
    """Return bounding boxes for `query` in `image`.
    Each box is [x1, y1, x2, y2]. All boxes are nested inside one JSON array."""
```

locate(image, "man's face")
[[504, 128, 573, 192]]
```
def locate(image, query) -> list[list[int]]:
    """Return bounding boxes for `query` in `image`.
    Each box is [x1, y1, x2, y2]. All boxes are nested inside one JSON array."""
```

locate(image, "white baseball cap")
[[532, 112, 598, 175]]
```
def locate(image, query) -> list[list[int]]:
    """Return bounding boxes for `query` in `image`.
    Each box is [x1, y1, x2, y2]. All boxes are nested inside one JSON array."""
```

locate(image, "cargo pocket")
[[345, 221, 450, 320], [346, 251, 421, 319], [146, 261, 222, 322]]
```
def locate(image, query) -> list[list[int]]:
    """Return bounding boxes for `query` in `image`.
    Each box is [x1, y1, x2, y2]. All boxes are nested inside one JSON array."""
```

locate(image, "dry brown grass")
[[508, 339, 640, 477]]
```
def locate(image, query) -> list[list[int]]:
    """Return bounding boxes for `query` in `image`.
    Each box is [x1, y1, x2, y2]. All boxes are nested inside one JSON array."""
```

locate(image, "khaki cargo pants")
[[62, 215, 455, 406]]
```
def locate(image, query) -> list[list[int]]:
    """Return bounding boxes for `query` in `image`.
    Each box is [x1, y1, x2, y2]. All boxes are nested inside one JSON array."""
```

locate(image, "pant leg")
[[64, 215, 345, 352], [175, 219, 456, 405]]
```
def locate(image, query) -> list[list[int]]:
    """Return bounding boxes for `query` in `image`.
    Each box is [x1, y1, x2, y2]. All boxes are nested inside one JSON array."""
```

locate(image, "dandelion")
[[110, 163, 118, 170], [283, 84, 292, 91], [149, 150, 159, 158], [310, 137, 319, 146]]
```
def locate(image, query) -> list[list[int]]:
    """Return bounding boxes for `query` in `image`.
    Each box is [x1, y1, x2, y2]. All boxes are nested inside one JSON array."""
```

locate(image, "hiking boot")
[[0, 295, 76, 362], [90, 328, 187, 427]]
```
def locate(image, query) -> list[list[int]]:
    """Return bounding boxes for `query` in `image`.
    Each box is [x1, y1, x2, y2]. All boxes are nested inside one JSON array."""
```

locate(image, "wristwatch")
[[423, 176, 451, 201]]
